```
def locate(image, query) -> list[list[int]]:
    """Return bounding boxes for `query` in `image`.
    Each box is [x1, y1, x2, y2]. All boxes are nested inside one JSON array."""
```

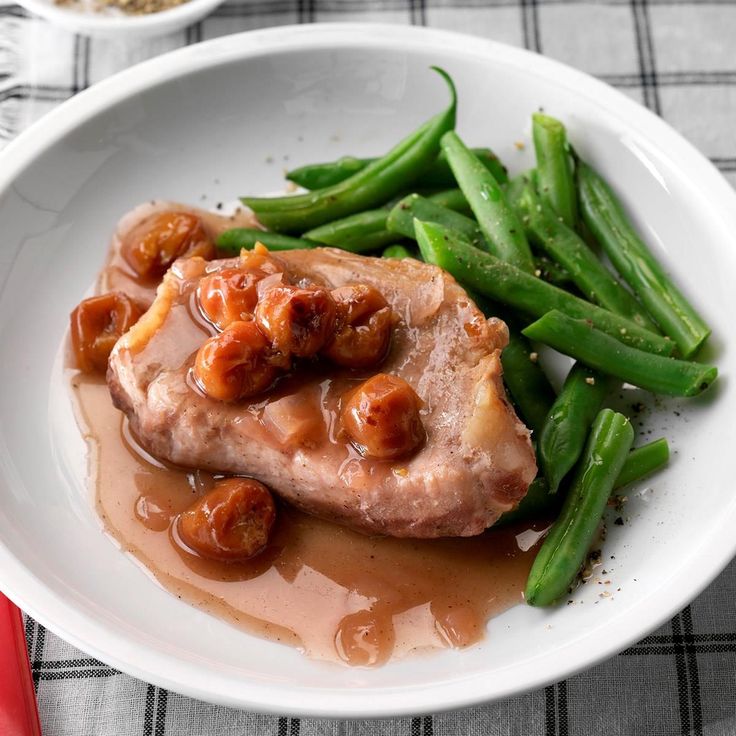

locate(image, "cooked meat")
[[108, 247, 536, 538]]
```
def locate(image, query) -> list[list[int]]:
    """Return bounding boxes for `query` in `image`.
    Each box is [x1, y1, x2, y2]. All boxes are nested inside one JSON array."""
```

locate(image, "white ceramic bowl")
[[16, 0, 224, 39], [0, 24, 734, 717]]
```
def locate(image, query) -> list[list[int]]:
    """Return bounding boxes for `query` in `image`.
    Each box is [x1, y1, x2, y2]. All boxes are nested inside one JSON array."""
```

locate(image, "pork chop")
[[108, 247, 536, 538]]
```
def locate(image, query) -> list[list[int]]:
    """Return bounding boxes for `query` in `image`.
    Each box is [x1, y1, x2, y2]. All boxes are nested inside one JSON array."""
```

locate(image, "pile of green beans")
[[516, 183, 658, 331], [577, 160, 710, 358], [414, 219, 675, 356], [227, 73, 716, 608]]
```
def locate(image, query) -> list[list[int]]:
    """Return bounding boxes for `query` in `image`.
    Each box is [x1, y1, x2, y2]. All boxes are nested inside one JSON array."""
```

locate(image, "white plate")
[[16, 0, 224, 39], [0, 24, 734, 717]]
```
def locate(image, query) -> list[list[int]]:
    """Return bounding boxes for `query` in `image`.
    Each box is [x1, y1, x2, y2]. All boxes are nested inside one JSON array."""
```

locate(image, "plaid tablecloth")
[[2, 1, 735, 734]]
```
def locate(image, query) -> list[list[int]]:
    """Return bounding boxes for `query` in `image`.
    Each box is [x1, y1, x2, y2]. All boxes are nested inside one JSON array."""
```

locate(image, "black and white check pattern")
[[3, 1, 736, 733]]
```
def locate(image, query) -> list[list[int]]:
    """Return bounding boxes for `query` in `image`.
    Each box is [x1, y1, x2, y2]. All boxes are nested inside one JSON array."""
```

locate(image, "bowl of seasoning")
[[16, 0, 225, 39]]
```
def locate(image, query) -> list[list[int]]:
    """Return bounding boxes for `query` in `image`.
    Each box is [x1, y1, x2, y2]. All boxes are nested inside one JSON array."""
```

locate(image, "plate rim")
[[0, 22, 735, 717]]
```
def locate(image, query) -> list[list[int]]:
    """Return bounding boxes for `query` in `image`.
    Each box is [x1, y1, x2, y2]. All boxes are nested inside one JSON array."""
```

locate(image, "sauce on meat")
[[72, 374, 543, 666], [69, 201, 543, 667]]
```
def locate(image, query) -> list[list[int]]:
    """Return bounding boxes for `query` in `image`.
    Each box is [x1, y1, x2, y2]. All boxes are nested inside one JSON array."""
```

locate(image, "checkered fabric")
[[2, 1, 736, 734]]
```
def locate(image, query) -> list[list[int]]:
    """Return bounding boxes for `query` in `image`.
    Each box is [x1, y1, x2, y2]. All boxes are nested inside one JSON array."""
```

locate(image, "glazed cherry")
[[194, 320, 279, 402], [70, 292, 143, 373], [176, 477, 277, 561], [341, 373, 425, 460], [323, 284, 392, 368], [255, 284, 337, 358], [198, 268, 260, 329], [121, 211, 215, 280]]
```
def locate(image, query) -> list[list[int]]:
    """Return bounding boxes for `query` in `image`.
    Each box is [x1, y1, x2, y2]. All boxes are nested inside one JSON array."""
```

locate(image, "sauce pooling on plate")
[[72, 373, 543, 666]]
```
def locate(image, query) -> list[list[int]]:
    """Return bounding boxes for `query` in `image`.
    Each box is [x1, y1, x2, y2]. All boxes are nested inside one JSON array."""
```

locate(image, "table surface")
[[2, 1, 735, 734]]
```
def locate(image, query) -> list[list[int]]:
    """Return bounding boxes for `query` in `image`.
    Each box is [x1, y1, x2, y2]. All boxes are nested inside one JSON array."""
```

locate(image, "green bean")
[[423, 147, 510, 186], [302, 209, 396, 252], [388, 194, 574, 279], [285, 147, 508, 190], [216, 228, 316, 253], [382, 244, 414, 260], [390, 188, 571, 288], [538, 364, 617, 493], [394, 197, 574, 290], [525, 409, 634, 606], [413, 219, 676, 356], [522, 310, 717, 397], [498, 437, 670, 526], [577, 160, 710, 358], [614, 437, 669, 489], [387, 193, 486, 246], [504, 169, 537, 215], [286, 156, 367, 190], [501, 330, 557, 438], [532, 113, 578, 228], [241, 68, 456, 233], [306, 188, 469, 250], [441, 131, 535, 273], [517, 184, 659, 332], [534, 254, 574, 288], [426, 188, 471, 214]]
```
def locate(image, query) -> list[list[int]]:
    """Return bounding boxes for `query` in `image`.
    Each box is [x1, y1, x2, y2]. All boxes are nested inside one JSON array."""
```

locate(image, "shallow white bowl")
[[16, 0, 224, 39], [0, 24, 734, 717]]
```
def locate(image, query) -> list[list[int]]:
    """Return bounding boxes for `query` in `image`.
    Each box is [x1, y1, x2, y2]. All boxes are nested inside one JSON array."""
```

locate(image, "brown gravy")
[[71, 201, 544, 667], [72, 373, 544, 667]]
